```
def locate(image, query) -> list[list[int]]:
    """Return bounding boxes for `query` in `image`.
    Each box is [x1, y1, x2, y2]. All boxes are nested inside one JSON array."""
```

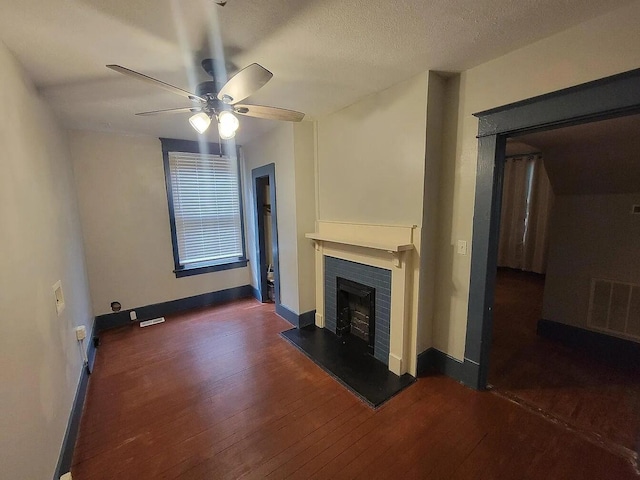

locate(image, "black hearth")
[[336, 277, 375, 355]]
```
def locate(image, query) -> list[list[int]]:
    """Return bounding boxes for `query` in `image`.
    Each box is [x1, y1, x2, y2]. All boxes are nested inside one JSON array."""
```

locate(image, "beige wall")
[[316, 72, 430, 369], [542, 193, 640, 333], [69, 131, 251, 316], [293, 123, 317, 313], [242, 123, 316, 315], [416, 72, 446, 354], [0, 42, 93, 479], [317, 72, 429, 225], [435, 0, 640, 360], [243, 124, 299, 311]]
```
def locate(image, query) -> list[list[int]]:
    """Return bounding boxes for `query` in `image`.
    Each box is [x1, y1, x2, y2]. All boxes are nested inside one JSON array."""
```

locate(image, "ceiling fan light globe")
[[218, 110, 239, 132], [218, 122, 236, 140], [189, 112, 211, 134]]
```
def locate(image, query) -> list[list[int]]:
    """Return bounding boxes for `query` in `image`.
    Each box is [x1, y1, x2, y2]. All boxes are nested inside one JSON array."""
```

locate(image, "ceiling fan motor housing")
[[196, 81, 218, 98]]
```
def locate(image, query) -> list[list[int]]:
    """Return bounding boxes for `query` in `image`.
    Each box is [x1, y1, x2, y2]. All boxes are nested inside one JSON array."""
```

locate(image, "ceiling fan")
[[106, 59, 304, 139]]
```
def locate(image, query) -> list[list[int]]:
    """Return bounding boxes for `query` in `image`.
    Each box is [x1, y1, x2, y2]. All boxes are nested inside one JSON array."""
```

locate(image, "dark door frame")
[[251, 163, 280, 305], [465, 68, 640, 390]]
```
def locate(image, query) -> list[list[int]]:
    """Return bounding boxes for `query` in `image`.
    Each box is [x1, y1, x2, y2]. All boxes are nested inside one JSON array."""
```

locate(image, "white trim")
[[306, 233, 413, 254]]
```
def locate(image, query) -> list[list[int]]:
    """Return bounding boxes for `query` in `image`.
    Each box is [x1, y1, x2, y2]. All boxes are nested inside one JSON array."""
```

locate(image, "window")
[[161, 138, 247, 277]]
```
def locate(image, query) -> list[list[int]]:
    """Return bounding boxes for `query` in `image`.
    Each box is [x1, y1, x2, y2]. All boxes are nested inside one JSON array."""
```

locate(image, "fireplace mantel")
[[309, 221, 418, 376], [306, 232, 413, 267], [305, 233, 413, 253]]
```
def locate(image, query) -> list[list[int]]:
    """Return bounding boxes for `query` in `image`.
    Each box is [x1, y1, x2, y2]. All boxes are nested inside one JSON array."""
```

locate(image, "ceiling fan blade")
[[234, 104, 305, 122], [217, 64, 273, 105], [135, 107, 202, 116], [106, 65, 206, 103]]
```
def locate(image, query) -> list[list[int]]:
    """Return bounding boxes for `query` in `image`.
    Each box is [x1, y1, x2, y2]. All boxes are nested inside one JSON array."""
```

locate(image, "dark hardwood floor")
[[72, 297, 639, 479], [489, 269, 640, 465]]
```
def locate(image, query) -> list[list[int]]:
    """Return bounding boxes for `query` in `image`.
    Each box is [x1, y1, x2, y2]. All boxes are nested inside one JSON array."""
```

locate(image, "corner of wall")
[[416, 72, 447, 356], [293, 122, 317, 314]]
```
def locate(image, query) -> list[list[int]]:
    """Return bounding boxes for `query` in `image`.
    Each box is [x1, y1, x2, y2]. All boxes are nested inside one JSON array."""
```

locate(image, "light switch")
[[457, 240, 468, 256]]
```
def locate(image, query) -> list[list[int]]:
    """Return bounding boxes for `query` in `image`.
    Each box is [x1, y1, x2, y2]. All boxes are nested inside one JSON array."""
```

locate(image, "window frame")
[[160, 138, 248, 278]]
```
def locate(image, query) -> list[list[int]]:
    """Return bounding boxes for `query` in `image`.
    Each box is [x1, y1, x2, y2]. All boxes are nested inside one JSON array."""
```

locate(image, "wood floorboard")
[[74, 367, 333, 478], [72, 297, 639, 479], [489, 269, 640, 462], [172, 391, 353, 479]]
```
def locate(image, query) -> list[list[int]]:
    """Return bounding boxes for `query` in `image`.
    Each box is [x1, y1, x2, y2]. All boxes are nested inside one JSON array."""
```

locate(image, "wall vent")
[[139, 317, 165, 328], [588, 279, 640, 340]]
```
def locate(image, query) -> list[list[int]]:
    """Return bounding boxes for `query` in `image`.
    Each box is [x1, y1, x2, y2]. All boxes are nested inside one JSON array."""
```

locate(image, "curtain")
[[498, 154, 554, 274]]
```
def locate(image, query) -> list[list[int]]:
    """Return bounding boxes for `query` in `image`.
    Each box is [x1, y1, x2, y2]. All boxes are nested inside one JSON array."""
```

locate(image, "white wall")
[[69, 131, 251, 316], [435, 0, 640, 361], [242, 123, 316, 315], [542, 193, 640, 332], [0, 42, 93, 479]]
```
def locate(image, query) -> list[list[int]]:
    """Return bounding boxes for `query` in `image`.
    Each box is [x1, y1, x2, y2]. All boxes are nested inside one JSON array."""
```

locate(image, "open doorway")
[[466, 68, 640, 465], [488, 116, 640, 461], [467, 70, 640, 389], [252, 163, 280, 305]]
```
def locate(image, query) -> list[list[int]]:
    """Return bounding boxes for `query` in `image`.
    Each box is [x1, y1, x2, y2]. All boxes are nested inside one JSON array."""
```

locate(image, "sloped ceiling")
[[0, 0, 635, 143], [511, 113, 640, 195]]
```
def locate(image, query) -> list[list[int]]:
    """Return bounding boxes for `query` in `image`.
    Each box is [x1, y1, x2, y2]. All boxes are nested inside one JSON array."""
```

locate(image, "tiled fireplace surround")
[[324, 256, 392, 365], [307, 221, 419, 376]]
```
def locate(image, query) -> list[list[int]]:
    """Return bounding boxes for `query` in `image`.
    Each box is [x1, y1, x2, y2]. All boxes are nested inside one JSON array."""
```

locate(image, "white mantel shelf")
[[305, 233, 413, 254]]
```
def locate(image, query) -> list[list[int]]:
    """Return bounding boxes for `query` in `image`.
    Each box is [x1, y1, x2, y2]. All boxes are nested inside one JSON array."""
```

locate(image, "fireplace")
[[308, 221, 417, 375], [336, 277, 376, 355], [324, 256, 391, 365]]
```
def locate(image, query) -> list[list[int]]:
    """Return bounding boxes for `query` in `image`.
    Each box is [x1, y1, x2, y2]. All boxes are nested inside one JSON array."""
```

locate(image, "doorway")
[[488, 119, 640, 461], [252, 163, 280, 305], [466, 68, 640, 392]]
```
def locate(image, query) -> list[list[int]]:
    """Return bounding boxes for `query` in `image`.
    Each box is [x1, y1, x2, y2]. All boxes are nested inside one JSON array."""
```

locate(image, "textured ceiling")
[[0, 0, 635, 143], [512, 113, 640, 195]]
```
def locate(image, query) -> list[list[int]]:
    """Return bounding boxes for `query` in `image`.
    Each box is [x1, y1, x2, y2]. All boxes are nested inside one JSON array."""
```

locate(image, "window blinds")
[[168, 151, 243, 266]]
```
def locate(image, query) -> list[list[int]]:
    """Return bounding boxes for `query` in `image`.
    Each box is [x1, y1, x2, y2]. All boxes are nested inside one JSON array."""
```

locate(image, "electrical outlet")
[[130, 310, 137, 321], [457, 240, 468, 256], [75, 325, 87, 341]]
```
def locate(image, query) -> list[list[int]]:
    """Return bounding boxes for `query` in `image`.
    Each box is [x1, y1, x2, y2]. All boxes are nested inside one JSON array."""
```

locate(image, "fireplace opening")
[[336, 277, 376, 355]]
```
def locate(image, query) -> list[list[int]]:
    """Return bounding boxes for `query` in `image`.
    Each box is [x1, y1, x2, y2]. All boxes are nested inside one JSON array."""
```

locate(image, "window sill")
[[174, 258, 248, 278]]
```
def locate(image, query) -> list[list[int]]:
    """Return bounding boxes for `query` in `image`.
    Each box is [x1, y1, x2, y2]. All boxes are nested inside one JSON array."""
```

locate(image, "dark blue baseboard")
[[538, 319, 640, 369], [275, 303, 316, 328], [298, 310, 316, 328], [87, 329, 97, 374], [251, 286, 261, 301], [95, 285, 254, 332], [54, 324, 97, 479], [417, 348, 482, 390]]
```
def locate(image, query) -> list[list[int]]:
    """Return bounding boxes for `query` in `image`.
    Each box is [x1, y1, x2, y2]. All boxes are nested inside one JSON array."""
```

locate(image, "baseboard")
[[95, 285, 254, 332], [54, 320, 98, 479], [275, 303, 316, 328], [417, 348, 482, 390], [251, 286, 261, 301], [54, 364, 90, 479], [298, 310, 316, 328], [537, 319, 640, 369], [86, 320, 97, 374]]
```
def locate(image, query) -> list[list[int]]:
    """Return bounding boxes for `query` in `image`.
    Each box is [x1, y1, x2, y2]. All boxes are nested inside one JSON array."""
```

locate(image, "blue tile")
[[323, 256, 392, 366]]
